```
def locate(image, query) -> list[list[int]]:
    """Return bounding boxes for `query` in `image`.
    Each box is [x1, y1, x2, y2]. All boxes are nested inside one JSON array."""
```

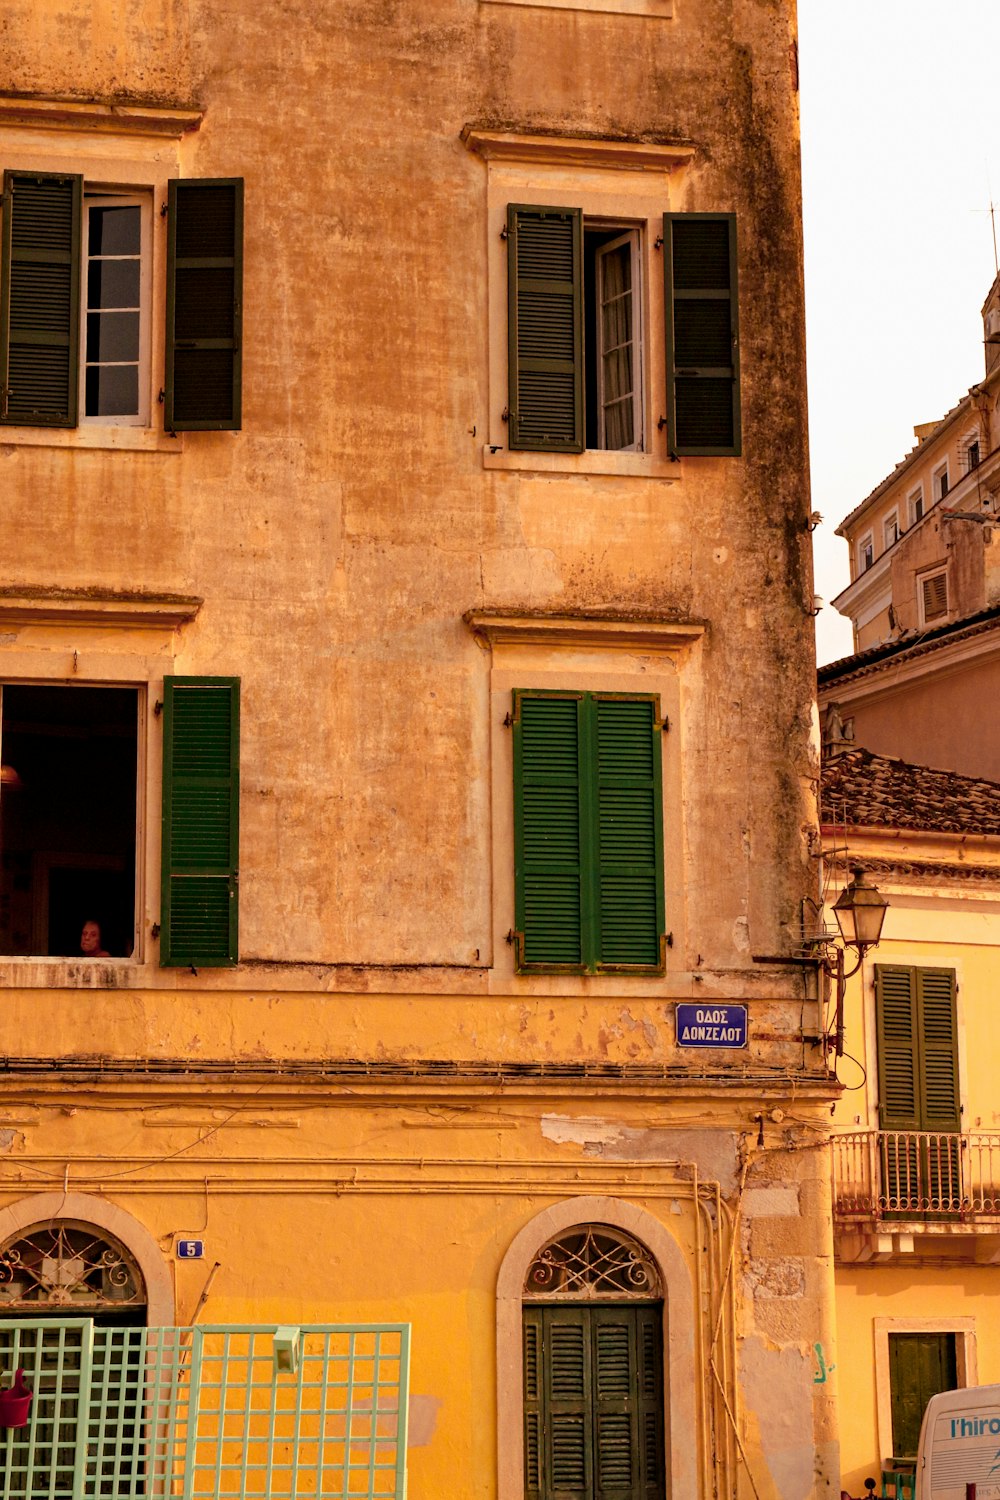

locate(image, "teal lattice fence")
[[0, 1321, 409, 1500]]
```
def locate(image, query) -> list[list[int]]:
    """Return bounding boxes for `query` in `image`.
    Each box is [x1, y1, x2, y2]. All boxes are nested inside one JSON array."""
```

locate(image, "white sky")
[[798, 0, 1000, 664]]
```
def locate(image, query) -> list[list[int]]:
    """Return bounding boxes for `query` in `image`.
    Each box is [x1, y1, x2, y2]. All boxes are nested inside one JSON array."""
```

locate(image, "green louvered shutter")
[[524, 1305, 665, 1500], [635, 1307, 666, 1499], [876, 967, 921, 1130], [524, 1311, 545, 1500], [663, 213, 740, 457], [514, 692, 585, 969], [507, 204, 584, 452], [547, 1307, 593, 1498], [889, 1333, 957, 1462], [917, 968, 961, 1212], [165, 178, 243, 431], [161, 676, 240, 966], [0, 171, 82, 427], [595, 698, 665, 970]]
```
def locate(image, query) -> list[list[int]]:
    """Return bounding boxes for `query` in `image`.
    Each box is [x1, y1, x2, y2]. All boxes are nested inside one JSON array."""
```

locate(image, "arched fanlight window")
[[524, 1223, 662, 1300], [0, 1221, 146, 1311]]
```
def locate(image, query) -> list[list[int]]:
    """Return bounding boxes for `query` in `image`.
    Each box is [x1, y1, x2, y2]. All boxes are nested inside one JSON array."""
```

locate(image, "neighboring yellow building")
[[0, 3, 837, 1498], [823, 746, 1000, 1499]]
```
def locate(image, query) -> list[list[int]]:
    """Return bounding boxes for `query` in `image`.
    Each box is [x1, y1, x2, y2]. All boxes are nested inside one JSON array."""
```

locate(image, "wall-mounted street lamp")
[[829, 866, 889, 1056]]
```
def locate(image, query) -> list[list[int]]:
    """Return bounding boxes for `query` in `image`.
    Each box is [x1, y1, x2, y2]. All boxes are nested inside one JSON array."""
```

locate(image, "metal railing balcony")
[[833, 1129, 1000, 1224]]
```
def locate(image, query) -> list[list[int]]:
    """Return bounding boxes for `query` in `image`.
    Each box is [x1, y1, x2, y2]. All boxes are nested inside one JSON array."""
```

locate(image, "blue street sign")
[[176, 1239, 204, 1260], [676, 1003, 748, 1049]]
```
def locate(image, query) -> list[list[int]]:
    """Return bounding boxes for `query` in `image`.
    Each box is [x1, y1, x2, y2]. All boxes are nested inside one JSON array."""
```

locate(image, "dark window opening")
[[966, 440, 980, 473], [0, 685, 137, 957], [889, 1332, 957, 1462]]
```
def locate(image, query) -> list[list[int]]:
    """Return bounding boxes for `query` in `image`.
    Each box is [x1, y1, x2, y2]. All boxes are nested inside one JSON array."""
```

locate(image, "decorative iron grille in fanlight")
[[524, 1224, 662, 1300], [0, 1222, 145, 1310]]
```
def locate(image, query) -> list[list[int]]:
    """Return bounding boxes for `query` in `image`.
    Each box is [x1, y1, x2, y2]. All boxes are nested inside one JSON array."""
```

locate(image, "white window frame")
[[908, 487, 924, 526], [858, 533, 874, 573], [883, 511, 899, 552], [79, 191, 153, 428], [471, 132, 689, 480], [594, 227, 643, 453], [918, 566, 949, 626], [933, 462, 950, 502], [873, 1318, 977, 1472]]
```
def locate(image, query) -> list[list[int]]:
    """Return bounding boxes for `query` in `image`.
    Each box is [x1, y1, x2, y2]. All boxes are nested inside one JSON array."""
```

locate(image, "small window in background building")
[[859, 535, 874, 572], [883, 513, 899, 551], [0, 685, 137, 956], [921, 570, 948, 625], [934, 465, 949, 501], [910, 489, 924, 525], [966, 440, 980, 473]]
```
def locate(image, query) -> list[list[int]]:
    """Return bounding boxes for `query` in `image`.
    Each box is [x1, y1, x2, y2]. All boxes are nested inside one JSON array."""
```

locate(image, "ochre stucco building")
[[0, 2, 835, 1497]]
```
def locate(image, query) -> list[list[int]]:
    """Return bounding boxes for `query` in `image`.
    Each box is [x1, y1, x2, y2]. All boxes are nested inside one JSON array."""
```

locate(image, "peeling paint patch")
[[407, 1393, 442, 1446], [0, 1129, 21, 1152], [740, 1339, 814, 1500], [540, 1116, 738, 1191], [745, 1256, 805, 1300]]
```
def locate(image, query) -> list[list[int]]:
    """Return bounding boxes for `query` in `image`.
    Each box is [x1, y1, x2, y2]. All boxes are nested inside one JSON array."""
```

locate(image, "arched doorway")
[[522, 1225, 665, 1500], [496, 1196, 698, 1500], [0, 1206, 161, 1500]]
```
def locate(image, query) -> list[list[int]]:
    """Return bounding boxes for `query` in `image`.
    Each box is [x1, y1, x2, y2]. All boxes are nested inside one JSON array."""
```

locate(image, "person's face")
[[80, 921, 102, 954]]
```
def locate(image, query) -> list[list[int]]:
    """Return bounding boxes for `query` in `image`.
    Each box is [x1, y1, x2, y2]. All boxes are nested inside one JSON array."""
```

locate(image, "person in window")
[[79, 920, 110, 958]]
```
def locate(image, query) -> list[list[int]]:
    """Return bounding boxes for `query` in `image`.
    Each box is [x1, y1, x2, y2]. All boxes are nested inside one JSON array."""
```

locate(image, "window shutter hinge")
[[153, 699, 164, 716], [151, 923, 161, 939], [657, 415, 667, 430], [502, 711, 514, 729], [659, 714, 669, 732], [161, 202, 169, 217], [158, 389, 166, 404], [654, 235, 663, 249], [501, 407, 510, 423], [666, 932, 673, 947], [506, 929, 515, 945], [500, 225, 509, 240]]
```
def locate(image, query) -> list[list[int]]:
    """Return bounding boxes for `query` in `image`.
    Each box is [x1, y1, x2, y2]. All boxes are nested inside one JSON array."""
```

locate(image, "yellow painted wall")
[[829, 847, 1000, 1496]]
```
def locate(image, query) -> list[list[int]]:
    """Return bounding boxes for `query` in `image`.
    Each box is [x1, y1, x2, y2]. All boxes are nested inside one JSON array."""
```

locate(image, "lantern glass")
[[833, 867, 888, 952]]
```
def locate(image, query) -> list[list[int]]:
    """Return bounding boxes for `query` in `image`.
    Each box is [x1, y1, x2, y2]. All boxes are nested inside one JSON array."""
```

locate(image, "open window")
[[0, 684, 138, 957], [0, 171, 243, 432]]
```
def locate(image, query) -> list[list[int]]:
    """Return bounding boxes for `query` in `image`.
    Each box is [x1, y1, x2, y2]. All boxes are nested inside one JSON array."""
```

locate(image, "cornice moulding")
[[464, 611, 707, 651], [0, 96, 204, 138], [461, 127, 696, 173], [0, 590, 203, 628]]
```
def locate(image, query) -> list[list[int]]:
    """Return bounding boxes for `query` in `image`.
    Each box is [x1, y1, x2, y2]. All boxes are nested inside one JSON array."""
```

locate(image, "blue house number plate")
[[676, 1003, 748, 1049], [176, 1239, 204, 1259]]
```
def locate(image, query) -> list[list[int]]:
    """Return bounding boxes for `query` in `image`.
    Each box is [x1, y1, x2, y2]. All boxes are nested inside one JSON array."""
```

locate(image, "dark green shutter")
[[876, 965, 960, 1214], [165, 178, 243, 431], [0, 170, 82, 427], [548, 1307, 593, 1495], [513, 692, 665, 974], [663, 213, 740, 457], [161, 676, 240, 966], [507, 204, 584, 453], [514, 693, 585, 969], [596, 698, 664, 969], [523, 1305, 665, 1500], [876, 967, 921, 1130]]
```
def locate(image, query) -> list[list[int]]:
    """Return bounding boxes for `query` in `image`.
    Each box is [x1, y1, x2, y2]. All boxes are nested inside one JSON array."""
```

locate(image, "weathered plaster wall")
[[1, 0, 816, 974]]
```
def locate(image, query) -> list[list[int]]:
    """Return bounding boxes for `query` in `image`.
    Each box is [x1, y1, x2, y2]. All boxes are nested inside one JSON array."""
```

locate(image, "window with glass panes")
[[82, 195, 150, 424]]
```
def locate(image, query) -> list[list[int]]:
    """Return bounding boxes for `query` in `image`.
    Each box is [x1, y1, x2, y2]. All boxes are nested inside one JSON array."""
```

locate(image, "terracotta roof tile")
[[821, 746, 1000, 836]]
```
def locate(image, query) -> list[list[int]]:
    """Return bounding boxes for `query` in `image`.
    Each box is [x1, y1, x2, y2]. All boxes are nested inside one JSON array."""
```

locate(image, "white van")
[[915, 1384, 1000, 1498]]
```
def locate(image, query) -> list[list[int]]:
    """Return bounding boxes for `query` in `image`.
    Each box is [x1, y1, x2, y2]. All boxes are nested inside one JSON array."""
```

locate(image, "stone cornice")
[[461, 127, 695, 173], [464, 610, 707, 651], [0, 588, 202, 628], [0, 95, 203, 138]]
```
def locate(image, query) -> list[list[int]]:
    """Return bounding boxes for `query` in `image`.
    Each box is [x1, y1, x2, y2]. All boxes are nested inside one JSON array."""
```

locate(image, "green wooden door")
[[523, 1304, 665, 1500], [888, 1332, 957, 1462]]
